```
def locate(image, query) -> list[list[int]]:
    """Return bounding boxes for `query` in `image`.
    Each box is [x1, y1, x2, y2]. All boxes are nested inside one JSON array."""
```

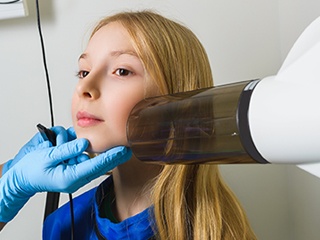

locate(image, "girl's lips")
[[76, 111, 104, 127]]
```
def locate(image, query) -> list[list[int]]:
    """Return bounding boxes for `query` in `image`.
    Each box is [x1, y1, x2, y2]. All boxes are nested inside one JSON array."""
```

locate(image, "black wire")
[[69, 194, 75, 239], [35, 0, 75, 239], [35, 0, 54, 127], [0, 0, 21, 4]]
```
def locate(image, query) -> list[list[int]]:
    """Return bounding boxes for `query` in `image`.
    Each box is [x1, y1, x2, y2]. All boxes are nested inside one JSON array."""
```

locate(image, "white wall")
[[0, 0, 319, 239], [277, 2, 320, 240]]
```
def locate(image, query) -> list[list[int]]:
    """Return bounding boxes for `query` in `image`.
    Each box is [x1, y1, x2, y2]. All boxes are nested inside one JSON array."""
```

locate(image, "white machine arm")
[[248, 16, 320, 177]]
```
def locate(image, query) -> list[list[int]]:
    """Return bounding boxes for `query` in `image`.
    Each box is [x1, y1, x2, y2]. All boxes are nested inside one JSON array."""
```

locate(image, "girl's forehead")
[[86, 22, 135, 52], [92, 22, 126, 39]]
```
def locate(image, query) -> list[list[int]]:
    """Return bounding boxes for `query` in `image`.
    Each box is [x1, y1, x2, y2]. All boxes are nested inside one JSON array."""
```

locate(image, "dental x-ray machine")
[[126, 15, 320, 178]]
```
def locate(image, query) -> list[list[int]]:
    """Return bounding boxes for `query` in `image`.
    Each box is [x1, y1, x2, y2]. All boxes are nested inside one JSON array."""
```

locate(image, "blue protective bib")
[[42, 177, 155, 240]]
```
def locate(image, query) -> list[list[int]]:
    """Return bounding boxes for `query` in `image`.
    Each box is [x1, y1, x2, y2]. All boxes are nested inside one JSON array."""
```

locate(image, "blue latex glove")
[[2, 126, 75, 176], [0, 128, 132, 222]]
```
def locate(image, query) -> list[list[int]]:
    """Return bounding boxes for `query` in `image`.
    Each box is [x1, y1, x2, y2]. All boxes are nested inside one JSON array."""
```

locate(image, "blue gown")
[[42, 177, 156, 240]]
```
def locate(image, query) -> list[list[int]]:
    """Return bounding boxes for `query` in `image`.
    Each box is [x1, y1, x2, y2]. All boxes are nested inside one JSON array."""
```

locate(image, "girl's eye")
[[77, 70, 89, 79], [115, 68, 132, 76]]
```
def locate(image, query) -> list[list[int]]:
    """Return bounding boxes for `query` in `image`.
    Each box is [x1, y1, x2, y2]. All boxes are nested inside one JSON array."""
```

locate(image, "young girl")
[[43, 10, 256, 239]]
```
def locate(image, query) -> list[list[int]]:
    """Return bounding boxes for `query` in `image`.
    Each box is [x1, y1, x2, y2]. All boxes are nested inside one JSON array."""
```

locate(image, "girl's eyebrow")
[[110, 50, 138, 57], [78, 53, 88, 61], [78, 51, 138, 62]]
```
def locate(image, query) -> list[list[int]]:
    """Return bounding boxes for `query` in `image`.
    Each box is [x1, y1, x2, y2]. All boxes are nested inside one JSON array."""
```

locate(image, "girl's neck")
[[111, 157, 162, 221]]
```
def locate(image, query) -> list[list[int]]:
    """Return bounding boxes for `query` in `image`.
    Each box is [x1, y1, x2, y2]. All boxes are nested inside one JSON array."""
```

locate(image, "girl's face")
[[72, 22, 147, 153]]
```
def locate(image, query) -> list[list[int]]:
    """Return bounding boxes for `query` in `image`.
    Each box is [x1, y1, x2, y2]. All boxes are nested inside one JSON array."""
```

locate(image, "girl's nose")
[[76, 75, 100, 100]]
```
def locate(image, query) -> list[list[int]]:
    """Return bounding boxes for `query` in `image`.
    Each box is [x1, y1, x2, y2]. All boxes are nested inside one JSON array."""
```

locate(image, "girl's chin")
[[86, 142, 113, 154], [85, 139, 128, 154], [75, 130, 128, 153], [76, 133, 110, 153]]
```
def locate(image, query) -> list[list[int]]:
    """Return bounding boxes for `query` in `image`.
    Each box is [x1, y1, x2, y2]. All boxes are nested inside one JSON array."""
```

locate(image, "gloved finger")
[[1, 160, 13, 176], [24, 141, 52, 155], [47, 138, 89, 165], [71, 146, 132, 183], [51, 126, 68, 146], [17, 130, 51, 154], [67, 127, 77, 141], [65, 154, 89, 165], [59, 146, 131, 193], [22, 132, 45, 148]]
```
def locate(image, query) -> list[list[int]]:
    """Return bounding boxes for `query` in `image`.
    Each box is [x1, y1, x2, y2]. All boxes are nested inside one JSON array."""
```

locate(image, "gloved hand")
[[1, 126, 75, 176], [0, 128, 132, 223]]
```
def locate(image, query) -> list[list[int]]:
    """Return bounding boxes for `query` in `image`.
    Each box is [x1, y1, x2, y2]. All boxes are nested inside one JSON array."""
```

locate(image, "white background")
[[1, 0, 320, 239]]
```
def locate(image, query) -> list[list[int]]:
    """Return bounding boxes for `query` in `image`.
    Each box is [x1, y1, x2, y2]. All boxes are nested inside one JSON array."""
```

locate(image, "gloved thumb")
[[47, 138, 89, 164], [74, 146, 132, 182]]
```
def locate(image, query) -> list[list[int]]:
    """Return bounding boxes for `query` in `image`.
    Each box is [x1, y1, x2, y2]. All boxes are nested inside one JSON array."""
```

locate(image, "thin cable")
[[0, 0, 21, 4], [69, 194, 75, 239], [35, 0, 54, 127], [35, 0, 75, 239]]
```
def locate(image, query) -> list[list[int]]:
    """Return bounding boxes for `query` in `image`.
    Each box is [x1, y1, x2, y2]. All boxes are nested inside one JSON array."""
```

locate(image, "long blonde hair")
[[92, 11, 256, 240]]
